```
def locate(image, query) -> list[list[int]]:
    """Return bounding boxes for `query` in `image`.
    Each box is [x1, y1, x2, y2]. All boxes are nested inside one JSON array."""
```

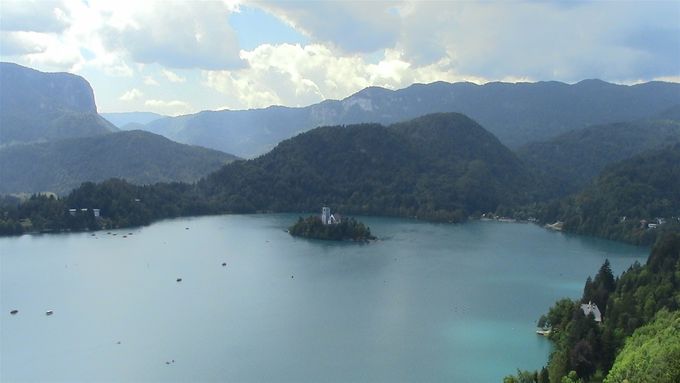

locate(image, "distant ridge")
[[0, 130, 238, 195], [101, 112, 166, 129], [142, 79, 680, 158]]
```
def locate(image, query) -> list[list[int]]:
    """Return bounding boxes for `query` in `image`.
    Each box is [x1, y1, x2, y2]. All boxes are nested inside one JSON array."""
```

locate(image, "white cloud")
[[1, 30, 83, 71], [143, 75, 160, 86], [202, 43, 474, 110], [144, 99, 192, 116], [1, 0, 677, 114], [0, 0, 70, 33], [254, 1, 680, 83], [119, 88, 143, 101], [256, 1, 402, 53], [100, 0, 244, 69], [161, 69, 186, 83]]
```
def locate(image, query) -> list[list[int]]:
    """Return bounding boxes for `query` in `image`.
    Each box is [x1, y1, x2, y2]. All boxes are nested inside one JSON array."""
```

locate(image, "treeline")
[[0, 179, 209, 235], [289, 216, 375, 241], [504, 232, 680, 383]]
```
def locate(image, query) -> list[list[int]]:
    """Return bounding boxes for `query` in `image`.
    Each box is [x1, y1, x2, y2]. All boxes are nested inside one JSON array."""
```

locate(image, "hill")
[[199, 113, 536, 219], [142, 80, 680, 158], [0, 62, 117, 145], [535, 144, 680, 245], [517, 119, 680, 197], [100, 112, 166, 129], [0, 130, 238, 195]]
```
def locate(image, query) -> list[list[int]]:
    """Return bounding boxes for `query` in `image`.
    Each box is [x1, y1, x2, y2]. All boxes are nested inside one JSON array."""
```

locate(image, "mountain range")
[[140, 79, 680, 158]]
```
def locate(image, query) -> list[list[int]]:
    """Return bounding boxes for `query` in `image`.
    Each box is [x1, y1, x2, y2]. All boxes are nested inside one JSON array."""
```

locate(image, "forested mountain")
[[199, 113, 536, 219], [0, 130, 238, 195], [101, 112, 166, 129], [142, 80, 680, 157], [0, 62, 117, 145], [533, 144, 680, 245], [517, 119, 680, 197]]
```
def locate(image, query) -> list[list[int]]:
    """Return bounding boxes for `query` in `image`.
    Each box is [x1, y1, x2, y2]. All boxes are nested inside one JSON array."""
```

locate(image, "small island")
[[289, 207, 376, 242]]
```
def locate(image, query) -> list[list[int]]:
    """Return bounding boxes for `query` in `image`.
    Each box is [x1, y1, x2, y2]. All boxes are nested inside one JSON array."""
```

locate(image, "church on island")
[[321, 206, 341, 225]]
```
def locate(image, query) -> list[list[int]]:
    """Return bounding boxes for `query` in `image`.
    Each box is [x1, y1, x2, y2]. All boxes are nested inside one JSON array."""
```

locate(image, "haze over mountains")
[[100, 112, 166, 130], [0, 63, 237, 195], [139, 79, 680, 158], [0, 130, 237, 195], [0, 62, 117, 146]]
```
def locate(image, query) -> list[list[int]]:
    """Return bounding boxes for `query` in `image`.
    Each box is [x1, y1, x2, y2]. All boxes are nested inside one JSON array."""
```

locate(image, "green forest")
[[525, 144, 680, 245], [504, 232, 680, 383]]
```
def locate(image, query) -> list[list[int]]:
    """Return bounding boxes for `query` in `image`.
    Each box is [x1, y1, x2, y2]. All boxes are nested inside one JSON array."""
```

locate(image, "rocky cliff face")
[[1, 62, 96, 114], [0, 62, 115, 145]]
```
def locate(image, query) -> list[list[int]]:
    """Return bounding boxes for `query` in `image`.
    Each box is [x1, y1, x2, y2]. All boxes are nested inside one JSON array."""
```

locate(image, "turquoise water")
[[0, 215, 647, 382]]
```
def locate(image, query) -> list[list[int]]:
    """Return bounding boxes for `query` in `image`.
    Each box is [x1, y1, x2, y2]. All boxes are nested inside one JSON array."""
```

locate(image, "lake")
[[0, 214, 648, 382]]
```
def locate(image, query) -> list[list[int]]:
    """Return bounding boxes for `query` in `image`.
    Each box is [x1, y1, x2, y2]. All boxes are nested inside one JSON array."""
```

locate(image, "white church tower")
[[321, 207, 331, 225]]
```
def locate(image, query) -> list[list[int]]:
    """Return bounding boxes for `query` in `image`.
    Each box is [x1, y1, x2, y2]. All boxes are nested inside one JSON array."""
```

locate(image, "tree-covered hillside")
[[603, 310, 680, 383], [507, 232, 680, 383], [530, 144, 680, 245], [200, 113, 536, 220], [518, 119, 680, 197], [0, 130, 238, 195]]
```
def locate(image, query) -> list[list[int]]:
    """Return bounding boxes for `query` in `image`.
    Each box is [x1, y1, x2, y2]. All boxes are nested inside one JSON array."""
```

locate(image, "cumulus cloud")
[[144, 99, 192, 115], [119, 88, 143, 101], [1, 30, 82, 71], [0, 0, 70, 33], [100, 1, 243, 69], [254, 1, 680, 83], [161, 69, 186, 83], [2, 0, 676, 114], [143, 75, 160, 86], [256, 1, 402, 53], [202, 43, 471, 109]]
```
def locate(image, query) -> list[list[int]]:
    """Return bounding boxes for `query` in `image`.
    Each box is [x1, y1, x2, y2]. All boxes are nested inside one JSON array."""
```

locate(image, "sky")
[[1, 0, 679, 116]]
